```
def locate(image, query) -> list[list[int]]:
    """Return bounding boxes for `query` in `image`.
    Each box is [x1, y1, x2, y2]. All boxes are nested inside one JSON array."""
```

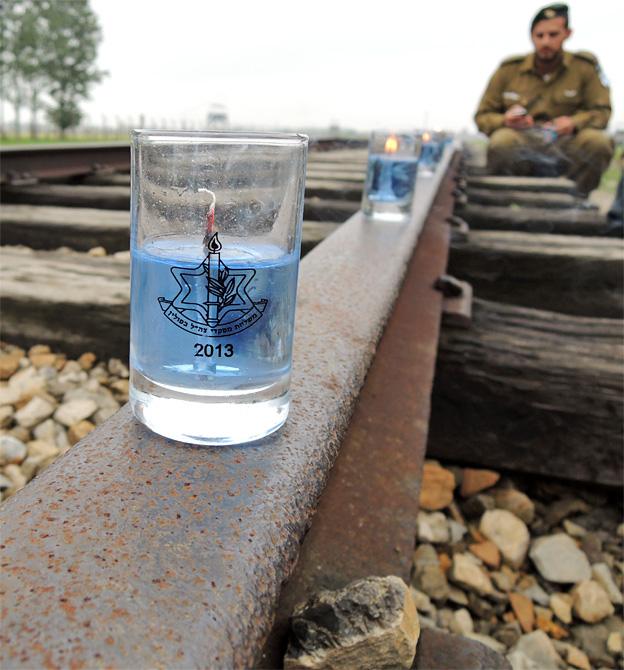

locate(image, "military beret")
[[531, 3, 569, 31]]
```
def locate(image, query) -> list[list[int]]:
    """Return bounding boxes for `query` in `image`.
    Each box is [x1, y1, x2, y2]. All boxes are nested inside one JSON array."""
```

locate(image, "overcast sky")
[[83, 0, 622, 133]]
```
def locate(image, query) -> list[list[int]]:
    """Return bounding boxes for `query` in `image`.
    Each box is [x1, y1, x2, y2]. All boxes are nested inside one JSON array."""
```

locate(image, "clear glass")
[[362, 131, 421, 221], [418, 131, 445, 177], [130, 130, 308, 445]]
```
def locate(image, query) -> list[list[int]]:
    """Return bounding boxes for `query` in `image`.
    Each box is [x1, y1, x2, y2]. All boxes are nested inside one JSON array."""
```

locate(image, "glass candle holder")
[[361, 131, 420, 221], [130, 130, 308, 445], [418, 131, 442, 177]]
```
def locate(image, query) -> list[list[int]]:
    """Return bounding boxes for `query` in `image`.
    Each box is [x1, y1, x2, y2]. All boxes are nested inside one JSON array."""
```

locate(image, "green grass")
[[0, 134, 129, 146], [599, 145, 623, 195]]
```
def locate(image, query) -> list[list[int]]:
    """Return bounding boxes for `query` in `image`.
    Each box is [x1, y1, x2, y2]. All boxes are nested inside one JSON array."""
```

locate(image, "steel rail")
[[0, 149, 456, 670]]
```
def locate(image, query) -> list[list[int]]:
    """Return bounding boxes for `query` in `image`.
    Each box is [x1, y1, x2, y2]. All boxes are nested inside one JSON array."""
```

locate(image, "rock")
[[469, 541, 501, 569], [8, 366, 46, 400], [54, 399, 98, 427], [572, 580, 615, 623], [14, 396, 56, 428], [77, 352, 97, 370], [419, 462, 456, 511], [580, 533, 604, 564], [461, 468, 500, 497], [0, 435, 27, 465], [284, 576, 419, 670], [508, 630, 562, 670], [20, 455, 45, 481], [509, 593, 534, 634], [562, 519, 586, 538], [67, 420, 95, 445], [467, 593, 498, 619], [8, 426, 30, 443], [564, 644, 591, 670], [413, 628, 512, 669], [572, 623, 611, 667], [618, 524, 624, 538], [87, 246, 107, 257], [0, 386, 20, 406], [591, 563, 623, 605], [491, 567, 518, 593], [549, 593, 573, 624], [448, 520, 467, 544], [412, 545, 450, 602], [410, 588, 436, 617], [494, 622, 522, 649], [448, 586, 469, 606], [0, 352, 21, 380], [450, 553, 494, 596], [3, 463, 27, 494], [28, 345, 50, 356], [534, 614, 568, 640], [0, 473, 12, 492], [607, 631, 622, 654], [110, 378, 129, 402], [515, 575, 550, 607], [545, 498, 591, 528], [417, 511, 450, 544], [529, 534, 591, 583], [480, 510, 530, 569], [107, 358, 129, 378], [464, 633, 506, 655], [493, 489, 535, 524], [0, 404, 14, 428], [93, 406, 119, 425], [26, 440, 59, 459], [29, 352, 58, 368], [450, 608, 474, 635], [461, 494, 495, 519]]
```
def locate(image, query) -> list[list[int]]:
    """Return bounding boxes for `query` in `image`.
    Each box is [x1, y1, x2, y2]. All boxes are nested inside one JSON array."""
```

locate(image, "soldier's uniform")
[[475, 50, 613, 195]]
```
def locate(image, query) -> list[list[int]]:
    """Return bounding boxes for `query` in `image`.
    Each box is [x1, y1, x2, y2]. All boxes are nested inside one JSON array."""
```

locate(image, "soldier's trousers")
[[487, 128, 614, 196]]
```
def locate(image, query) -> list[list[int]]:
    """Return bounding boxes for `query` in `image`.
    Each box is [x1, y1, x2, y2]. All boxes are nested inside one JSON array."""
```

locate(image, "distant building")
[[207, 104, 229, 129]]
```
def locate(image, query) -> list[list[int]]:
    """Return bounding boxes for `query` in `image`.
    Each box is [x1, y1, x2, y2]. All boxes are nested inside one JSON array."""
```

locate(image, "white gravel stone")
[[591, 563, 623, 605], [448, 520, 467, 544], [450, 607, 474, 635], [417, 511, 450, 544], [0, 472, 14, 491], [27, 440, 59, 459], [529, 534, 591, 584], [14, 396, 56, 428], [0, 386, 20, 406], [465, 633, 506, 655], [54, 399, 98, 427], [516, 575, 550, 606], [3, 463, 27, 492], [508, 630, 562, 670], [607, 632, 622, 655], [480, 509, 530, 568], [493, 488, 536, 524], [450, 553, 494, 596], [563, 519, 586, 538], [549, 593, 573, 624], [108, 358, 129, 378], [0, 404, 14, 428], [0, 435, 27, 465], [572, 580, 615, 623]]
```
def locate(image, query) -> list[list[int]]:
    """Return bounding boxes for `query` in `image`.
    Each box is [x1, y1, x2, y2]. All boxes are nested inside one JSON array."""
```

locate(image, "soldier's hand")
[[504, 106, 535, 129], [552, 116, 575, 136]]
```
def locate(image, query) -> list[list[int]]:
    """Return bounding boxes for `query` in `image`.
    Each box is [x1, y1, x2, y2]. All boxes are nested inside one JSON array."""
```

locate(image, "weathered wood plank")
[[449, 231, 624, 318], [460, 203, 608, 235], [303, 198, 360, 221], [465, 188, 595, 210], [428, 298, 623, 485], [466, 175, 576, 193]]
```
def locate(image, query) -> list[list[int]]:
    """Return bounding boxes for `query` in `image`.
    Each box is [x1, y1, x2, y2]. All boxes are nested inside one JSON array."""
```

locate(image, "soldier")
[[475, 3, 613, 197]]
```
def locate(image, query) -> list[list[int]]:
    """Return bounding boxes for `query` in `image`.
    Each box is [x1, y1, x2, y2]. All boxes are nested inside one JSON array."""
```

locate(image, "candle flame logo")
[[207, 232, 222, 253], [384, 135, 399, 153], [422, 132, 431, 142]]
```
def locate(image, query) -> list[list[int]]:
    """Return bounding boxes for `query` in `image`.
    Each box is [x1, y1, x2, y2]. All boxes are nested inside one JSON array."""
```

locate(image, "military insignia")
[[563, 89, 577, 97], [158, 233, 267, 338], [545, 8, 556, 17], [503, 91, 520, 100]]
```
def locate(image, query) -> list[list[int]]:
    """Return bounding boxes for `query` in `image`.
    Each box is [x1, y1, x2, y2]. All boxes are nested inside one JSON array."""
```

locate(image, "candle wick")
[[199, 188, 217, 254]]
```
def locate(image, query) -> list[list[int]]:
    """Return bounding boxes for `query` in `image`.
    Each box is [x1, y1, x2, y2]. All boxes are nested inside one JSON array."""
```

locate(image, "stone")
[[419, 462, 456, 511], [480, 510, 530, 569], [284, 576, 419, 670], [28, 345, 51, 356], [618, 524, 624, 539], [470, 541, 501, 569], [463, 633, 506, 655], [14, 396, 56, 428], [87, 246, 107, 257], [436, 608, 454, 630], [20, 455, 45, 481], [607, 631, 622, 654], [580, 533, 604, 564], [544, 498, 591, 528], [0, 435, 27, 465], [9, 426, 30, 443], [448, 520, 467, 544], [8, 366, 46, 400], [67, 420, 95, 445], [450, 553, 494, 596], [515, 576, 550, 607], [448, 587, 469, 606], [108, 358, 129, 378], [0, 352, 21, 380], [93, 406, 119, 425], [54, 399, 98, 427], [529, 534, 591, 583], [438, 553, 452, 573], [565, 644, 591, 670], [461, 468, 500, 497], [491, 567, 518, 593], [572, 580, 615, 623], [563, 519, 586, 538], [110, 379, 129, 402], [0, 386, 20, 406], [413, 628, 512, 669], [29, 352, 58, 369], [0, 473, 12, 492], [3, 464, 27, 493], [410, 588, 436, 617], [493, 489, 535, 524], [572, 623, 611, 667], [77, 352, 97, 370], [450, 608, 474, 635], [26, 440, 59, 459], [535, 614, 568, 640], [549, 593, 573, 624], [592, 563, 623, 605], [417, 511, 449, 544], [461, 494, 495, 519], [412, 545, 450, 602], [494, 622, 522, 649], [508, 630, 562, 670], [509, 593, 534, 634], [0, 404, 14, 428]]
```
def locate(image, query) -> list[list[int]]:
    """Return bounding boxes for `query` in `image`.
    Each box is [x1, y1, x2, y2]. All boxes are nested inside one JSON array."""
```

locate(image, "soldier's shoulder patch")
[[501, 54, 525, 66], [574, 50, 598, 64]]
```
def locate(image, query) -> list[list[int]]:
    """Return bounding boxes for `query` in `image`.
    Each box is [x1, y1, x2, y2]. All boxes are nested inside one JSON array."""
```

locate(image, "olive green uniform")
[[475, 51, 613, 195]]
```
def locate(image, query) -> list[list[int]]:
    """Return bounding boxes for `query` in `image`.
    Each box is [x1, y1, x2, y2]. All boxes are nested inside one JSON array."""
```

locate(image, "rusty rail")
[[0, 148, 456, 669], [0, 137, 367, 184]]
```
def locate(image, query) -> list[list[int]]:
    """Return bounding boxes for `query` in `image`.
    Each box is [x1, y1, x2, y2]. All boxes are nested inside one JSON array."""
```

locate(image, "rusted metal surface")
[[258, 154, 459, 669], [0, 138, 365, 184], [0, 150, 456, 670]]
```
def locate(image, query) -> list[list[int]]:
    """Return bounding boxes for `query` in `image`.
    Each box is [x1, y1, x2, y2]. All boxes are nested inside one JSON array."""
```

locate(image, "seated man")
[[474, 3, 613, 197]]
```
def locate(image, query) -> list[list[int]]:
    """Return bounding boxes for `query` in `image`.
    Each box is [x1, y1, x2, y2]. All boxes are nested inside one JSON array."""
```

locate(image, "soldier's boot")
[[557, 129, 614, 197], [487, 128, 533, 176]]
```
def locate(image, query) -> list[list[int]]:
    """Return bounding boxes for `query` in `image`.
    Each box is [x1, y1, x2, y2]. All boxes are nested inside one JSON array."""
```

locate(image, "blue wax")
[[365, 154, 419, 203], [419, 142, 442, 170], [130, 235, 299, 392]]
